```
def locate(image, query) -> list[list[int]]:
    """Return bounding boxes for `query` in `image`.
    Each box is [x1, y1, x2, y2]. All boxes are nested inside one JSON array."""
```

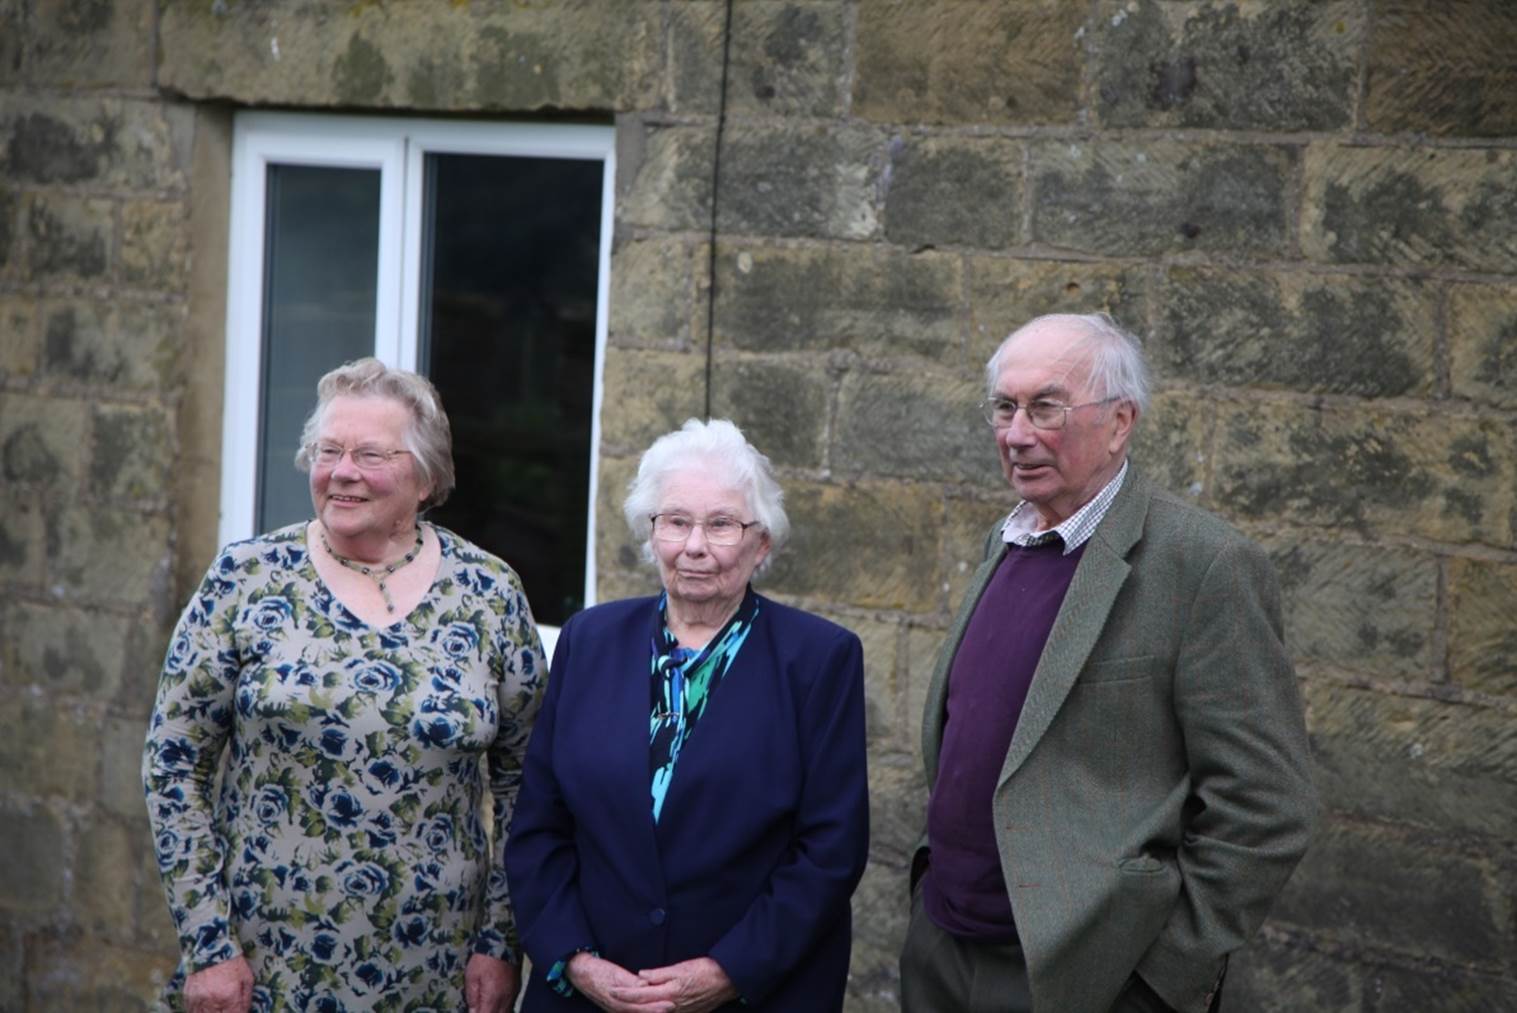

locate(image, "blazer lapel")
[[996, 468, 1151, 788]]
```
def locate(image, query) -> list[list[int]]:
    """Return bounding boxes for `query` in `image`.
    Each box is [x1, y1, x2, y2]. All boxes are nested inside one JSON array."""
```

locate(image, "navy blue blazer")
[[504, 592, 869, 1012]]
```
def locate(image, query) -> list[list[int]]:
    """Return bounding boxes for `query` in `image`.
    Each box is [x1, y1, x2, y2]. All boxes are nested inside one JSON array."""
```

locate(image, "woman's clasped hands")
[[568, 952, 739, 1013]]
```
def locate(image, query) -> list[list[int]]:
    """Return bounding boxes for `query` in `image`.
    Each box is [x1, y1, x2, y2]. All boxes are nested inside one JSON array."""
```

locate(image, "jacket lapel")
[[996, 468, 1151, 788]]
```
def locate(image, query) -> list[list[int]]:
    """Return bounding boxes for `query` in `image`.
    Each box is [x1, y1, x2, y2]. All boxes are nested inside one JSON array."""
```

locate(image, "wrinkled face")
[[651, 468, 771, 610], [308, 395, 430, 540], [991, 323, 1135, 529]]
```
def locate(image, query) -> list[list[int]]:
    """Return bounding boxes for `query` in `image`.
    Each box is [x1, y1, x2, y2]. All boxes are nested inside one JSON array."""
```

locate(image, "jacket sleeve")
[[503, 613, 600, 974], [707, 630, 870, 1005], [141, 552, 245, 972], [1136, 538, 1318, 1012]]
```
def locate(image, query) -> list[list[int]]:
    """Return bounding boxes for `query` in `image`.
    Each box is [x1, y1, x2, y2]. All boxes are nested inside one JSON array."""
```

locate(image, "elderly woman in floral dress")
[[143, 359, 545, 1013]]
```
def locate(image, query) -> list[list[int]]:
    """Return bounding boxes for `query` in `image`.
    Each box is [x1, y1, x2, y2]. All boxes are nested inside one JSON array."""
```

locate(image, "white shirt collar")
[[1001, 459, 1129, 555]]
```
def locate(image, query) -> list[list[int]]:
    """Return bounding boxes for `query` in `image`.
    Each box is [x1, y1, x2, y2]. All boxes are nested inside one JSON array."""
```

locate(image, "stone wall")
[[2, 1, 1514, 1009]]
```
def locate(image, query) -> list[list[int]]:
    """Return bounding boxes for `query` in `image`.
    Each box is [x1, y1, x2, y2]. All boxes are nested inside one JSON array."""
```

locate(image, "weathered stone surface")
[[91, 404, 173, 505], [812, 608, 902, 748], [45, 505, 172, 605], [855, 1, 1084, 126], [0, 694, 101, 801], [1302, 145, 1517, 272], [966, 259, 1151, 366], [1265, 538, 1437, 679], [938, 496, 1016, 609], [0, 392, 87, 487], [594, 349, 707, 458], [1303, 681, 1517, 840], [884, 135, 1021, 251], [847, 858, 911, 1012], [1130, 392, 1211, 504], [25, 192, 111, 282], [1272, 820, 1507, 967], [100, 715, 150, 820], [832, 369, 1000, 485], [1211, 402, 1516, 548], [1154, 269, 1437, 397], [591, 453, 648, 600], [1092, 0, 1359, 131], [904, 624, 946, 767], [717, 123, 885, 240], [1448, 559, 1517, 698], [159, 0, 662, 113], [120, 199, 190, 290], [1449, 283, 1517, 410], [865, 752, 927, 866], [1, 600, 130, 698], [1222, 935, 1360, 1013], [1367, 961, 1517, 1013], [714, 243, 961, 358], [671, 1, 850, 118], [709, 357, 829, 469], [42, 299, 182, 392], [0, 0, 23, 85], [28, 0, 154, 89], [0, 295, 39, 380], [616, 124, 715, 233], [0, 97, 189, 191], [0, 922, 20, 1013], [0, 183, 17, 276], [1365, 1, 1517, 137], [0, 800, 65, 912], [766, 480, 941, 613], [608, 235, 700, 346], [1030, 141, 1294, 258], [24, 933, 175, 1011], [0, 494, 44, 585], [76, 816, 138, 934]]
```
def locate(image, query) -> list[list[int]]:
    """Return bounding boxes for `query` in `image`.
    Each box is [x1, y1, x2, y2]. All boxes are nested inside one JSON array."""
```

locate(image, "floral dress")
[[143, 523, 546, 1012]]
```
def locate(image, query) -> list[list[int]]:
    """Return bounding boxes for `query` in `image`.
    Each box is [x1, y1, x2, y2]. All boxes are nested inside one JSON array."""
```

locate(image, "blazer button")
[[649, 907, 666, 926]]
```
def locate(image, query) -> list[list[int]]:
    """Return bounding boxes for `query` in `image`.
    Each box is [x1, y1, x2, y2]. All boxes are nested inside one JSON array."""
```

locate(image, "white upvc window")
[[221, 112, 615, 652]]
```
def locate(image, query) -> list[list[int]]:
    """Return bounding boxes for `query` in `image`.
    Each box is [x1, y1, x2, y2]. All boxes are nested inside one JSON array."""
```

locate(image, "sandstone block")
[[0, 694, 101, 801], [120, 199, 190, 291], [0, 0, 21, 86], [0, 392, 88, 487], [0, 800, 65, 912], [0, 294, 39, 381], [0, 922, 19, 1013], [1154, 268, 1437, 397], [854, 1, 1084, 126], [91, 403, 173, 506], [616, 124, 715, 233], [1223, 936, 1359, 1012], [42, 299, 183, 393], [1030, 141, 1294, 258], [937, 497, 1017, 609], [810, 609, 902, 749], [903, 625, 947, 770], [0, 184, 17, 276], [1447, 558, 1517, 698], [1091, 0, 1358, 131], [1210, 402, 1516, 548], [25, 192, 110, 282], [1272, 819, 1507, 968], [76, 815, 139, 934], [592, 453, 645, 591], [714, 243, 961, 358], [1129, 392, 1211, 504], [866, 753, 928, 867], [1364, 1, 1517, 137], [1, 600, 129, 698], [1302, 144, 1517, 272], [1264, 538, 1437, 679], [1302, 681, 1517, 840], [884, 135, 1021, 251], [670, 1, 849, 118], [717, 123, 884, 240], [832, 369, 1001, 486], [847, 858, 910, 1012], [100, 714, 150, 820], [28, 0, 155, 89], [765, 480, 941, 613], [45, 505, 172, 606], [708, 357, 829, 469], [24, 934, 174, 1011], [0, 97, 189, 190], [0, 494, 45, 585], [1365, 962, 1517, 1013], [597, 349, 707, 458], [966, 258, 1151, 366], [1449, 282, 1517, 410], [608, 235, 700, 346]]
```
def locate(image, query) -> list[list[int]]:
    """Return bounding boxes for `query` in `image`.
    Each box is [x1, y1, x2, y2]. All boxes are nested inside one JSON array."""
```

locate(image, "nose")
[[329, 449, 363, 480], [1000, 407, 1039, 448], [681, 523, 710, 554]]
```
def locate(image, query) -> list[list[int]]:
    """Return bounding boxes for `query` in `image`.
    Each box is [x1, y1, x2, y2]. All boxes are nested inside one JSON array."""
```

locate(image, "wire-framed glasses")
[[650, 513, 761, 546]]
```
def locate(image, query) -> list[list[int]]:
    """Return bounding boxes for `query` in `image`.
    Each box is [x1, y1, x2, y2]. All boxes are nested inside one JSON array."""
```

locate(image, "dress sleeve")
[[707, 629, 870, 1005], [141, 551, 246, 972], [473, 566, 549, 964]]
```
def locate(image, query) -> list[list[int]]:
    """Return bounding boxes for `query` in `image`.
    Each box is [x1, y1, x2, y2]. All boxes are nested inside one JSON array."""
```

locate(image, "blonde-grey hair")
[[985, 312, 1152, 415], [622, 418, 789, 577], [294, 358, 456, 511]]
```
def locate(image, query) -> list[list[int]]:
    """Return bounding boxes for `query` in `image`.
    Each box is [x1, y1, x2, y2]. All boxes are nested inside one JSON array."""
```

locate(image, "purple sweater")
[[923, 539, 1085, 940]]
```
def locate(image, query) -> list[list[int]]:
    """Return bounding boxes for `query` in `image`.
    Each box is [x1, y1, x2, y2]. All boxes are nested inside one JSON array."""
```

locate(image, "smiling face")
[[308, 395, 431, 542], [651, 468, 771, 612], [991, 320, 1136, 529]]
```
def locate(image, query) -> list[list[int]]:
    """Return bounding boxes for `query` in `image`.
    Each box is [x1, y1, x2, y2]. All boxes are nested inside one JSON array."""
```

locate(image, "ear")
[[1107, 400, 1138, 455], [753, 530, 773, 569]]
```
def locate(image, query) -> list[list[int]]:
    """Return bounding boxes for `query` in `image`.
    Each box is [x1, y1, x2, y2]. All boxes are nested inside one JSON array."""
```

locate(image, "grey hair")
[[984, 312, 1151, 415], [294, 358, 457, 511], [622, 418, 790, 577]]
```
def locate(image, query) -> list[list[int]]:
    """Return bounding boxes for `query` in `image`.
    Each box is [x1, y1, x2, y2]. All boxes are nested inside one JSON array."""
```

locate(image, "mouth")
[[328, 494, 369, 505]]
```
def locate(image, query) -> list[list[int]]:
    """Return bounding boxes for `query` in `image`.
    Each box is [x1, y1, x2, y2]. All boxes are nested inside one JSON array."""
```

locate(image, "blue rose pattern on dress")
[[143, 523, 546, 1011]]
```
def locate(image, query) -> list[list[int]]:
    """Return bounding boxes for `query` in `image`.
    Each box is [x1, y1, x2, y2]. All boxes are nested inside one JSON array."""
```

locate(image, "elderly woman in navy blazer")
[[505, 418, 869, 1012]]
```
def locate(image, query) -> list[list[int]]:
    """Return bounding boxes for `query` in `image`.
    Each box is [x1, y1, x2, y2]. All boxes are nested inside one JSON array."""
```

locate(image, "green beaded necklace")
[[319, 523, 425, 614]]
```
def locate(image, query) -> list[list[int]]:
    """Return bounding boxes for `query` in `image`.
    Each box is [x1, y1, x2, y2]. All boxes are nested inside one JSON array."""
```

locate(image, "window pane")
[[257, 165, 381, 532], [421, 153, 603, 626]]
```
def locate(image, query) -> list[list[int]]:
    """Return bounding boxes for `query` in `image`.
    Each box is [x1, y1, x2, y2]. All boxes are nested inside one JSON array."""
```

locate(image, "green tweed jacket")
[[920, 466, 1317, 1013]]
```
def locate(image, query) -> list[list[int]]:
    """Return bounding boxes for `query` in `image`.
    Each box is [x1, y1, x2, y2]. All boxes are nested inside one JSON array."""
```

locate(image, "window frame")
[[220, 111, 616, 640]]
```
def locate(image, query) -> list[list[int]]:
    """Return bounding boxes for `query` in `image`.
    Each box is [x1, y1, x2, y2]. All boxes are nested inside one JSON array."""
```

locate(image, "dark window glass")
[[421, 153, 603, 626], [257, 165, 380, 531]]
